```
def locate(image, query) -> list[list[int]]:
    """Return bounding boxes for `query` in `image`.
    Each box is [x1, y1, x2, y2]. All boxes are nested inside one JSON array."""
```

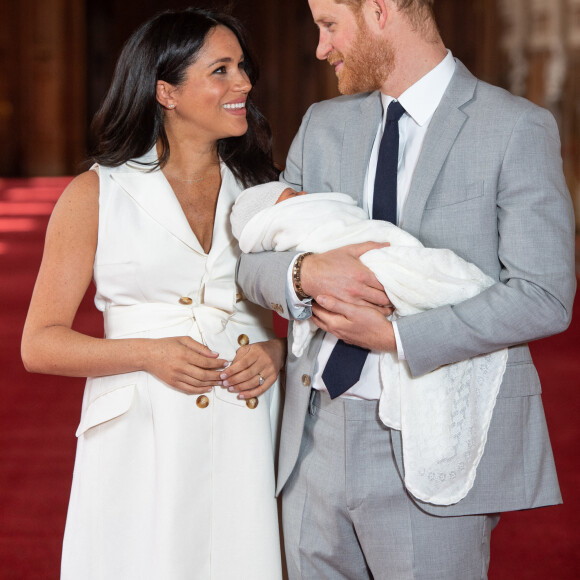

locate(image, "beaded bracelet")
[[293, 252, 314, 300]]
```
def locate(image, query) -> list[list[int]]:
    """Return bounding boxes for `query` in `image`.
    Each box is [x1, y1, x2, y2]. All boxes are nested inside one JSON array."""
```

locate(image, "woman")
[[21, 8, 285, 579]]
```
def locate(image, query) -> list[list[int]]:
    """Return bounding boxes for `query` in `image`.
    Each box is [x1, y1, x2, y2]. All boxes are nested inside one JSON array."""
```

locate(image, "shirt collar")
[[380, 50, 456, 127]]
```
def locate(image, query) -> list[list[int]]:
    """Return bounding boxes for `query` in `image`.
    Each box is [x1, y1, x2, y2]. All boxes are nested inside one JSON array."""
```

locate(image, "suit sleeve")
[[397, 106, 577, 377]]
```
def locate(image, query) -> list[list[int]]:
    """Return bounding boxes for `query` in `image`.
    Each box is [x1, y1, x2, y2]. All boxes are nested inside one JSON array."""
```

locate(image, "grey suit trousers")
[[282, 391, 500, 580]]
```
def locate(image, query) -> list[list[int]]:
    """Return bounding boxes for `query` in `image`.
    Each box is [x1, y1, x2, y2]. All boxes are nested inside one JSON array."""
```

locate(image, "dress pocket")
[[76, 383, 136, 437]]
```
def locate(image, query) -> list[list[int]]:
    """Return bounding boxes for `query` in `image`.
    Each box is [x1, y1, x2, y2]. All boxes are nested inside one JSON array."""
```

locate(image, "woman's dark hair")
[[90, 7, 278, 187]]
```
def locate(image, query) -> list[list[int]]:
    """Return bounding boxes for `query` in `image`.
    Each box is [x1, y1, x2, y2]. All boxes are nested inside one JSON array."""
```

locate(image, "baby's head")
[[276, 187, 307, 204], [232, 181, 308, 242]]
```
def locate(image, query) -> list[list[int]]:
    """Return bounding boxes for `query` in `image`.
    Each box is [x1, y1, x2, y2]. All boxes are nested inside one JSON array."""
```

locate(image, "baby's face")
[[276, 188, 307, 204]]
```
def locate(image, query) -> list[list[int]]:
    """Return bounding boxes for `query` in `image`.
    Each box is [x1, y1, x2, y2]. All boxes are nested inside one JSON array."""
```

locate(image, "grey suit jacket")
[[237, 60, 576, 516]]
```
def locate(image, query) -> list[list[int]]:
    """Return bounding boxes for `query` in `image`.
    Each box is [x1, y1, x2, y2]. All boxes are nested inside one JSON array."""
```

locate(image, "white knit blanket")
[[231, 191, 507, 505]]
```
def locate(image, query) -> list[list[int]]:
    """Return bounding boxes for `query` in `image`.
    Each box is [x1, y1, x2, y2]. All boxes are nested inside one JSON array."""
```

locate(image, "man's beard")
[[329, 21, 395, 94]]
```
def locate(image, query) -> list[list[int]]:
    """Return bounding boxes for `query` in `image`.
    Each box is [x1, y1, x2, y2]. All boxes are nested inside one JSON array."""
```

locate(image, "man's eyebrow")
[[313, 13, 334, 23]]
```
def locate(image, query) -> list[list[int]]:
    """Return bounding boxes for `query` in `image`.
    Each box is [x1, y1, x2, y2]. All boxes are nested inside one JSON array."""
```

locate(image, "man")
[[237, 0, 577, 578]]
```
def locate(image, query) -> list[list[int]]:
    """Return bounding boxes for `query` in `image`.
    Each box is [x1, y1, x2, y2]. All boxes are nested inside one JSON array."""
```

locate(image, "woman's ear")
[[156, 81, 176, 110]]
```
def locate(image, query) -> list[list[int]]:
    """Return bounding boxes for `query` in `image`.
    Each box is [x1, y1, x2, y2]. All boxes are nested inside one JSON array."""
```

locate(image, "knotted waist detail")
[[104, 302, 230, 340]]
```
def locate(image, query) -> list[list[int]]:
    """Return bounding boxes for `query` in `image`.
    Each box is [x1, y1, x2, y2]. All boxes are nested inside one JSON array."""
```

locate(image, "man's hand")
[[312, 295, 397, 352], [300, 242, 393, 313]]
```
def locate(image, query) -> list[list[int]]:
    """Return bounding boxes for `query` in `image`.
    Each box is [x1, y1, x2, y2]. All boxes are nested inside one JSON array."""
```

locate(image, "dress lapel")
[[110, 148, 205, 255], [204, 163, 240, 269], [199, 164, 242, 312], [402, 61, 477, 237]]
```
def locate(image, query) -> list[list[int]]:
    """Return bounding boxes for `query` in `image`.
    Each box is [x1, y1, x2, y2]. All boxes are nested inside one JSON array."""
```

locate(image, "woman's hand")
[[144, 336, 228, 395], [219, 337, 286, 399]]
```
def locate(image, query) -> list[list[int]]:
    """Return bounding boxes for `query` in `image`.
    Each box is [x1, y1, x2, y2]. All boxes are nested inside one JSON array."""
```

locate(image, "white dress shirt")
[[288, 51, 456, 400]]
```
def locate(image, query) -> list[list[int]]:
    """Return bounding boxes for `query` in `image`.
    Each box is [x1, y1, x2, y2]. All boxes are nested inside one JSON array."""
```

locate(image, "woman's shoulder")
[[49, 170, 100, 229], [62, 169, 99, 200]]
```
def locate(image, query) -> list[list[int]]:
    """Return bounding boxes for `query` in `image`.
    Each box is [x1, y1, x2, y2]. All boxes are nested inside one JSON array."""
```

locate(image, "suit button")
[[179, 297, 192, 305], [237, 334, 249, 346], [302, 374, 311, 387], [196, 395, 210, 408], [235, 292, 244, 302], [246, 397, 259, 409]]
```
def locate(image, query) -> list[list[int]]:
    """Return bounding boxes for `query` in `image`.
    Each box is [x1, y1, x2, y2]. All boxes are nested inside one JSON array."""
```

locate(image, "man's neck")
[[380, 38, 448, 98]]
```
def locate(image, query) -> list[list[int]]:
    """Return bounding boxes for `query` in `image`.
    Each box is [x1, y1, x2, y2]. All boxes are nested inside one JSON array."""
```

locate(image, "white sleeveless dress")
[[61, 149, 283, 579]]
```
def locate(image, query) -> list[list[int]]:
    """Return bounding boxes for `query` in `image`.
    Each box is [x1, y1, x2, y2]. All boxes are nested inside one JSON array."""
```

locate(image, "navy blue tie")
[[322, 100, 405, 399]]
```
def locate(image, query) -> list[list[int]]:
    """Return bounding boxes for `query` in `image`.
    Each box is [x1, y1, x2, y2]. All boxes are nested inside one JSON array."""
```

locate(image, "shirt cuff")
[[286, 255, 312, 320], [392, 320, 406, 360]]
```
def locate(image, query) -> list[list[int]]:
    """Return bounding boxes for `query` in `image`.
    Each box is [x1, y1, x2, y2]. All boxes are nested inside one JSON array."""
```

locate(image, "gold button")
[[179, 297, 192, 305], [196, 395, 210, 408], [302, 374, 311, 387], [237, 334, 249, 346], [246, 397, 259, 409], [235, 292, 244, 302]]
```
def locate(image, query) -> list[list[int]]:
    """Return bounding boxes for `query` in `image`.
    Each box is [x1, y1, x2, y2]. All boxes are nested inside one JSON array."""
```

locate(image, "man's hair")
[[336, 0, 436, 31]]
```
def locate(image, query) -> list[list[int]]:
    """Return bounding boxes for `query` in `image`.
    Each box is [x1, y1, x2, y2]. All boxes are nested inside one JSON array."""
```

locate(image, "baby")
[[231, 181, 508, 506], [231, 181, 495, 318], [275, 187, 306, 202]]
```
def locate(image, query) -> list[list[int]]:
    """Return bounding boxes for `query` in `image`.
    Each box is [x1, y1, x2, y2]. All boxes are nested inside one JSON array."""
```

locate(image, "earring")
[[168, 104, 175, 109]]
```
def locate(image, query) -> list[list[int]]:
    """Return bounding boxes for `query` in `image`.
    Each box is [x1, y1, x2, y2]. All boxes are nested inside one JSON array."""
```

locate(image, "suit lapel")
[[402, 61, 477, 237], [341, 92, 383, 205]]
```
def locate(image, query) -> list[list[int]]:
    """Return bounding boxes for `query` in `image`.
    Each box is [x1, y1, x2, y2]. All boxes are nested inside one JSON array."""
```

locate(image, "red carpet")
[[1, 177, 578, 578]]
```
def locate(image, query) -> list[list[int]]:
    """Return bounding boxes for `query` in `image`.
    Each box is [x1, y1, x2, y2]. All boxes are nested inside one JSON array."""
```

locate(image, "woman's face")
[[167, 25, 252, 143]]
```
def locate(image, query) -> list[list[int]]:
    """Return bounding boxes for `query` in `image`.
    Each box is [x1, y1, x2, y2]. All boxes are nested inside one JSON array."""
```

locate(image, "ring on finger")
[[258, 373, 265, 386]]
